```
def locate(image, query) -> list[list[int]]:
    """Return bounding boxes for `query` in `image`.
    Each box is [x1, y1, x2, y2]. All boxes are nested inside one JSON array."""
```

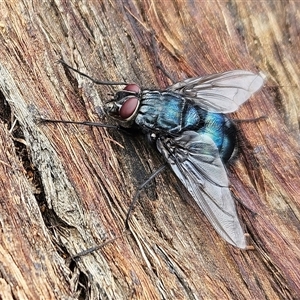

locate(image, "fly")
[[42, 61, 265, 249]]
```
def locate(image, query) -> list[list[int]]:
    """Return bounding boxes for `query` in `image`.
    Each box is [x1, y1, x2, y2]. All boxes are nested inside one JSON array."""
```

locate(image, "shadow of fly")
[[41, 60, 265, 249]]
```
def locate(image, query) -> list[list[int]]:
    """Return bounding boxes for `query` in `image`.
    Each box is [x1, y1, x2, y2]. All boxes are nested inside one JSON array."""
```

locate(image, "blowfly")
[[42, 61, 265, 249]]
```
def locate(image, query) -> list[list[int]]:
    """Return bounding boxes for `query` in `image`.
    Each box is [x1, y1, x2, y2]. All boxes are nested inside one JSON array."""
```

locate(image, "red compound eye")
[[119, 97, 139, 119], [123, 84, 140, 93]]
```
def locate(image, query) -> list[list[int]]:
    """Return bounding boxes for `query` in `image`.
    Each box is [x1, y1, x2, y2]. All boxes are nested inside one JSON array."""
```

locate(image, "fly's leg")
[[38, 117, 136, 136], [233, 116, 267, 123], [122, 8, 175, 83], [71, 234, 128, 259], [39, 117, 119, 129], [58, 59, 128, 86], [40, 58, 133, 127], [150, 33, 177, 83], [232, 194, 258, 218], [125, 164, 167, 228]]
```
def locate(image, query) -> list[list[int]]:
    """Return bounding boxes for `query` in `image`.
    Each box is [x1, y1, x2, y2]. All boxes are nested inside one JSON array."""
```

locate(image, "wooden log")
[[0, 1, 299, 299]]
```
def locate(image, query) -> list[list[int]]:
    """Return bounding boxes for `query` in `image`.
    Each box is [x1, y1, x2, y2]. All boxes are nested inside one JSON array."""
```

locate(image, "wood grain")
[[0, 1, 299, 299]]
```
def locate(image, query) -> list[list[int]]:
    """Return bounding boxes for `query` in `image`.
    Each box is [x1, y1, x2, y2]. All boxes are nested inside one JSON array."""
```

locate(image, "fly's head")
[[104, 84, 141, 127]]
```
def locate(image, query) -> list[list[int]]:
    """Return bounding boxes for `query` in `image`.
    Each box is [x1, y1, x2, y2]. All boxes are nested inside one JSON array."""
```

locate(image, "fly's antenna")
[[58, 59, 129, 86]]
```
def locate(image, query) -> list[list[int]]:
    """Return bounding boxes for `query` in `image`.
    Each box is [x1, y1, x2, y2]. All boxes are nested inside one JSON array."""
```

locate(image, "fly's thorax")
[[135, 90, 197, 134], [104, 84, 141, 127]]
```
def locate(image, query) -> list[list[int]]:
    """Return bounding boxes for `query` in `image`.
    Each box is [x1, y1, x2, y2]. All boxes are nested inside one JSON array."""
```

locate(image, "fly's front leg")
[[58, 59, 129, 86]]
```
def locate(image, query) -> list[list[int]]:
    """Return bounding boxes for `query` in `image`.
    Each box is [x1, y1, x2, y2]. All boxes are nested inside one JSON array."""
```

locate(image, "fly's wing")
[[157, 131, 246, 248], [167, 70, 265, 113]]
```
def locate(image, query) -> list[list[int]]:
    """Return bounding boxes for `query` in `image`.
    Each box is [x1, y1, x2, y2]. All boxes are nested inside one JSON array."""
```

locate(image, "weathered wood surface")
[[0, 1, 299, 299]]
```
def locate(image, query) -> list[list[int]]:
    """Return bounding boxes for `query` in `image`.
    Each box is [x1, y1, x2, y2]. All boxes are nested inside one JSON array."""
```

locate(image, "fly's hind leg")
[[125, 164, 167, 228]]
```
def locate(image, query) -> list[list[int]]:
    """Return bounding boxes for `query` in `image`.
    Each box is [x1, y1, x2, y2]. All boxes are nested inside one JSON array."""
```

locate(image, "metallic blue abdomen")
[[135, 90, 236, 162]]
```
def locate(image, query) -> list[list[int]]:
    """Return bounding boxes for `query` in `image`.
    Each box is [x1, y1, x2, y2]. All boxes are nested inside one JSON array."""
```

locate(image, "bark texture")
[[0, 1, 299, 299]]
